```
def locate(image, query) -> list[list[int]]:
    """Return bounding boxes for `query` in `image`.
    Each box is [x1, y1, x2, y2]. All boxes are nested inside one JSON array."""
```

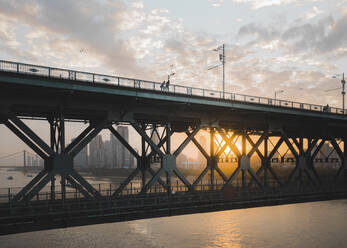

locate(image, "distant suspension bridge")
[[0, 150, 42, 167]]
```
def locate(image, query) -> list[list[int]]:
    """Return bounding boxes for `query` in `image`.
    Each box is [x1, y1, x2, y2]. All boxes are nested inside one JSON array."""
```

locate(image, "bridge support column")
[[141, 123, 147, 190], [165, 124, 172, 193], [218, 130, 262, 189], [331, 138, 346, 182], [284, 134, 320, 186], [344, 139, 347, 182], [241, 131, 247, 188], [263, 133, 269, 187], [48, 116, 65, 200], [189, 128, 228, 190], [210, 130, 215, 190], [250, 134, 283, 187], [111, 123, 179, 197], [123, 121, 195, 194], [4, 114, 106, 203]]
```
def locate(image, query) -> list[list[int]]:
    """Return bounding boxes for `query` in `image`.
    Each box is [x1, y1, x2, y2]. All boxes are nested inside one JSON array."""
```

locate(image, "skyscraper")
[[89, 135, 104, 168], [103, 139, 112, 168], [110, 126, 132, 168], [72, 138, 88, 168]]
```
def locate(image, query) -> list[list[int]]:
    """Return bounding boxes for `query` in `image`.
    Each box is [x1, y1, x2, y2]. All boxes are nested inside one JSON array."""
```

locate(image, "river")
[[1, 167, 347, 247]]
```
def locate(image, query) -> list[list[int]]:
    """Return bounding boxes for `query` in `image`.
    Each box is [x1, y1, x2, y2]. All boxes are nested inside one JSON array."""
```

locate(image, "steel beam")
[[66, 175, 92, 199], [9, 115, 54, 156], [331, 139, 345, 180], [215, 166, 228, 182], [11, 169, 48, 203], [148, 167, 167, 188], [140, 167, 165, 193], [252, 136, 283, 187], [210, 130, 215, 190], [193, 165, 209, 187], [218, 129, 241, 158], [131, 121, 165, 157], [216, 133, 236, 158], [69, 120, 109, 157], [70, 170, 102, 199], [268, 138, 284, 159], [65, 125, 93, 153], [173, 169, 192, 190], [224, 166, 242, 186], [173, 128, 200, 157], [282, 134, 299, 159], [112, 167, 140, 197], [312, 139, 325, 159], [247, 133, 266, 158], [191, 136, 209, 159], [25, 173, 54, 202], [109, 126, 140, 160], [5, 121, 48, 160]]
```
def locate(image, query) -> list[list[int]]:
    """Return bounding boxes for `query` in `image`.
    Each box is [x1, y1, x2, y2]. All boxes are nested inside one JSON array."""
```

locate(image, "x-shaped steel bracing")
[[110, 122, 199, 196], [6, 114, 106, 203]]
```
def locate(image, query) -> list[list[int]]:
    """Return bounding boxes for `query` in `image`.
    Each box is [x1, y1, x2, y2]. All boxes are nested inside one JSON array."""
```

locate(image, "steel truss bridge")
[[0, 60, 347, 235]]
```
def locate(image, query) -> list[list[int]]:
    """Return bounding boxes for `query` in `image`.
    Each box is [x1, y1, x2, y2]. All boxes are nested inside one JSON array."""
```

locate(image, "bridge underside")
[[1, 70, 347, 234], [0, 111, 346, 204]]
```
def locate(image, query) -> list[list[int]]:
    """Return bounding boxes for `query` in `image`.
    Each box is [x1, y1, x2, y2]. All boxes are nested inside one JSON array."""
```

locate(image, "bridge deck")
[[1, 60, 347, 136]]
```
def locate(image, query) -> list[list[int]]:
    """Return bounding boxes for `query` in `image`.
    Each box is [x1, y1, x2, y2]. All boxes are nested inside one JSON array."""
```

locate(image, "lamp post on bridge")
[[168, 72, 175, 83], [208, 44, 226, 98], [332, 73, 345, 113]]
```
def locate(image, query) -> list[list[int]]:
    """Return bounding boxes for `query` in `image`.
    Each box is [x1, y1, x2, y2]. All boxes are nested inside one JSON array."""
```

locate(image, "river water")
[[1, 168, 347, 248]]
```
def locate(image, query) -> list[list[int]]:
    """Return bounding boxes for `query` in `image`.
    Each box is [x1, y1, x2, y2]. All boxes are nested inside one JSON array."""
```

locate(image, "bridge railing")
[[0, 60, 345, 115], [1, 182, 346, 214], [0, 176, 343, 207]]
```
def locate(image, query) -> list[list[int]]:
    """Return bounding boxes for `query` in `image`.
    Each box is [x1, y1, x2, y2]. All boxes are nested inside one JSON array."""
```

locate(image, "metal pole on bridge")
[[208, 44, 226, 98], [222, 44, 225, 99], [342, 73, 345, 113], [23, 150, 26, 168]]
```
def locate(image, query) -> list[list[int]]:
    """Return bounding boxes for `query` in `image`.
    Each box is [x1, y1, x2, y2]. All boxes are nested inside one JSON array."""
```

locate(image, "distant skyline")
[[0, 0, 346, 155]]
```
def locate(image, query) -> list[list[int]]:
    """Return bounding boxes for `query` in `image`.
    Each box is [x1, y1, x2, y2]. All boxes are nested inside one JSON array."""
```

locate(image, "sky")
[[0, 0, 347, 159]]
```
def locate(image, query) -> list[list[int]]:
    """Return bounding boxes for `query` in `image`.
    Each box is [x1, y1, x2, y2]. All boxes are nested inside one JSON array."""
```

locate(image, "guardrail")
[[0, 60, 345, 115], [1, 176, 342, 206]]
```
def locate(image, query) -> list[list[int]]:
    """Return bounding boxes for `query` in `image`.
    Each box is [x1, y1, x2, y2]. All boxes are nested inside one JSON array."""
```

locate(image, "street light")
[[207, 44, 225, 98], [332, 73, 345, 112], [274, 90, 284, 100], [167, 72, 175, 82]]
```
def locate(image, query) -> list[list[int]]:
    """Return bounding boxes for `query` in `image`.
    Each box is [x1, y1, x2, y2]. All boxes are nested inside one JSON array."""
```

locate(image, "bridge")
[[0, 60, 347, 235]]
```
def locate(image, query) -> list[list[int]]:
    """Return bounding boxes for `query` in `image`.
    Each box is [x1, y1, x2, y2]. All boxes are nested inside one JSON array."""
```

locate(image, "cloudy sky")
[[0, 0, 347, 159], [1, 0, 347, 105]]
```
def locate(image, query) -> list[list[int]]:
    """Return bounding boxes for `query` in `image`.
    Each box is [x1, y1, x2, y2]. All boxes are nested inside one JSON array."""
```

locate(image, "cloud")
[[0, 0, 150, 77], [231, 0, 322, 9], [238, 13, 347, 57], [238, 23, 280, 41], [208, 0, 224, 7], [282, 14, 347, 54], [0, 0, 345, 109], [305, 6, 323, 20], [230, 11, 347, 106]]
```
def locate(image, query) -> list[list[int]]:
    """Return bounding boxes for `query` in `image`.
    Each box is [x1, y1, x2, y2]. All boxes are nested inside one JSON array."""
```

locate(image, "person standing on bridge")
[[323, 104, 330, 112], [166, 79, 170, 90], [160, 81, 166, 91]]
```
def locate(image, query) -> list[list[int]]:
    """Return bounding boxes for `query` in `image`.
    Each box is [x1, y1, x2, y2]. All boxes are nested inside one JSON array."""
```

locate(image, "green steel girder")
[[7, 115, 106, 203]]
